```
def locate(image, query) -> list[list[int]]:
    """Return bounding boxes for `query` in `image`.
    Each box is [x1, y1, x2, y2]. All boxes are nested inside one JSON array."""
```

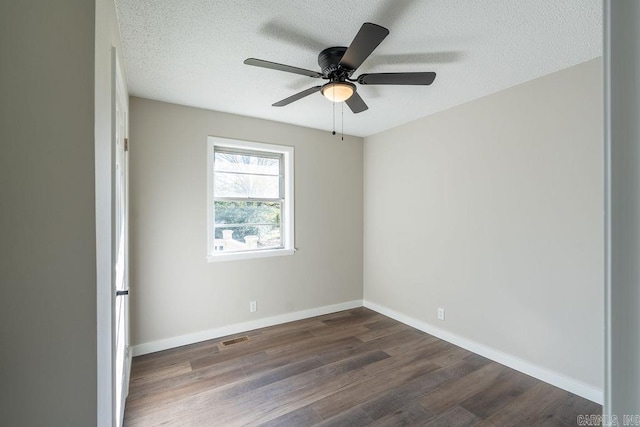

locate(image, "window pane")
[[214, 224, 281, 252], [214, 152, 280, 175], [214, 201, 281, 251], [214, 172, 280, 198]]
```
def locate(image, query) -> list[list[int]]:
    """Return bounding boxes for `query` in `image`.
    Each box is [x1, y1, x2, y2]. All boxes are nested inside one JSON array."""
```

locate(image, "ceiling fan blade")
[[244, 58, 323, 78], [357, 72, 436, 85], [345, 92, 368, 114], [272, 86, 322, 107], [339, 23, 389, 72]]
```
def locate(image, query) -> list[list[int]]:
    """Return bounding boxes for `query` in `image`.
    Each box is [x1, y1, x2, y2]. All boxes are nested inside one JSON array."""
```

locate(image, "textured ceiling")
[[115, 0, 602, 137]]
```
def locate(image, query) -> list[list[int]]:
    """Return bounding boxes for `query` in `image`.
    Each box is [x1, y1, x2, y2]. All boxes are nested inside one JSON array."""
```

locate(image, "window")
[[207, 137, 295, 262]]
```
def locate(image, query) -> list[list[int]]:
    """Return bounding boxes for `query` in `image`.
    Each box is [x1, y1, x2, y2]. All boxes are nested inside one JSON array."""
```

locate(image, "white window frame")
[[207, 136, 295, 262]]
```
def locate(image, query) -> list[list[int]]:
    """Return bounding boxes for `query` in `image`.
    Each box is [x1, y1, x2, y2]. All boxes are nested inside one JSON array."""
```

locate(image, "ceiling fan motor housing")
[[318, 47, 351, 79]]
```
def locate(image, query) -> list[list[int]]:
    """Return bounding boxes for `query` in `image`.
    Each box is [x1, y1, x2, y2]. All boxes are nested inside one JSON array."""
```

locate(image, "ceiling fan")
[[244, 22, 436, 114]]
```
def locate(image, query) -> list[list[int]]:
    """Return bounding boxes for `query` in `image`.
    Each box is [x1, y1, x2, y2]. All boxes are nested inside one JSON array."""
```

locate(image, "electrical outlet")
[[250, 301, 257, 313], [437, 308, 445, 321]]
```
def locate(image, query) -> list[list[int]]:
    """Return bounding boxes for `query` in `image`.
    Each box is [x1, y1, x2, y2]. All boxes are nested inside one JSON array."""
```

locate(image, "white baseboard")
[[132, 298, 603, 405], [132, 299, 363, 356], [363, 300, 603, 404]]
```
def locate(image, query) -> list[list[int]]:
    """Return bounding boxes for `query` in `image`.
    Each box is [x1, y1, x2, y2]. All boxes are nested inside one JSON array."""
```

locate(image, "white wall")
[[364, 59, 604, 397], [605, 0, 640, 417], [129, 97, 363, 350], [0, 1, 98, 425]]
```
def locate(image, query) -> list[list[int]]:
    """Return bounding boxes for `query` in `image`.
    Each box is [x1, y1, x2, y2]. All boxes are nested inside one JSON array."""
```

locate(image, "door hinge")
[[124, 138, 129, 152]]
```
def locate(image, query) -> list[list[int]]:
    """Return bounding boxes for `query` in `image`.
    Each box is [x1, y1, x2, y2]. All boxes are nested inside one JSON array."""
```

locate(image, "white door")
[[114, 54, 131, 426]]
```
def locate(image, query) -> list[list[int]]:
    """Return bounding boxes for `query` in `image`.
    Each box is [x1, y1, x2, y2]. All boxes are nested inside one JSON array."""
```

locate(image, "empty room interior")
[[2, 0, 640, 426]]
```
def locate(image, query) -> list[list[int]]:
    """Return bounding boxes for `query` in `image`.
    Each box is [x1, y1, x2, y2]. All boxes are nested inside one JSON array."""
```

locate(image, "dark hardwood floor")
[[124, 308, 601, 426]]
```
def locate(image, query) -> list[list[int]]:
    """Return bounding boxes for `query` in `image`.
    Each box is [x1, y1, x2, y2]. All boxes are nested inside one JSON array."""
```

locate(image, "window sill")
[[207, 248, 296, 263]]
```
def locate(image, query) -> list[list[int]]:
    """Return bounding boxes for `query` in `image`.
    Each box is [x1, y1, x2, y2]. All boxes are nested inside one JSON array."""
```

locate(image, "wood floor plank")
[[548, 393, 603, 426], [223, 356, 325, 400], [247, 351, 440, 424], [205, 337, 447, 426], [350, 352, 489, 422], [419, 361, 505, 415], [125, 367, 246, 411], [130, 340, 219, 379], [319, 307, 379, 324], [256, 405, 322, 427], [128, 350, 269, 401], [250, 317, 327, 337], [363, 317, 401, 331], [458, 366, 540, 419], [125, 355, 325, 425], [189, 329, 314, 370], [213, 350, 393, 426], [128, 361, 192, 387], [310, 352, 488, 420], [354, 323, 411, 342], [423, 405, 482, 427], [476, 382, 570, 426], [316, 314, 381, 331], [318, 328, 428, 365], [124, 308, 602, 426], [264, 326, 361, 357], [243, 336, 363, 377], [248, 345, 444, 424], [368, 401, 435, 426], [315, 407, 375, 427], [382, 332, 439, 354]]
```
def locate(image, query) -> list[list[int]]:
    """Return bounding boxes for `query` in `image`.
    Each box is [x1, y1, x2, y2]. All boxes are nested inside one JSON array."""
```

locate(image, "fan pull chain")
[[341, 102, 344, 141], [332, 100, 336, 135]]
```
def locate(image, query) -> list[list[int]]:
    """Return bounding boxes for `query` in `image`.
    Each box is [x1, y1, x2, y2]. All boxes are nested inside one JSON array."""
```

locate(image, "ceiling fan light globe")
[[321, 82, 355, 103]]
